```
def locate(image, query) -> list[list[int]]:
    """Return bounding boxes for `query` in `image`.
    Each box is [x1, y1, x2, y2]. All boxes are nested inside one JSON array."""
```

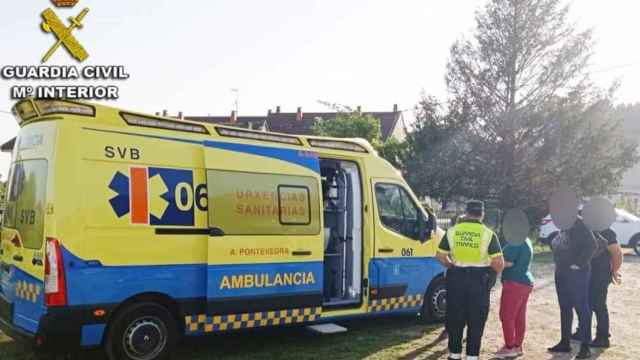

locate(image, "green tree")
[[403, 96, 474, 204], [312, 103, 383, 147], [405, 0, 639, 215], [312, 102, 407, 167]]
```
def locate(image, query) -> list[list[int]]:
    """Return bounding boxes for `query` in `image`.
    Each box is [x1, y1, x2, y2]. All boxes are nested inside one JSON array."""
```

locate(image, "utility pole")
[[231, 88, 239, 115]]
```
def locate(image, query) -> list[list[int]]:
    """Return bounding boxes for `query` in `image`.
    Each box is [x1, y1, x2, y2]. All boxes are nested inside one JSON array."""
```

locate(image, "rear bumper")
[[0, 301, 106, 350]]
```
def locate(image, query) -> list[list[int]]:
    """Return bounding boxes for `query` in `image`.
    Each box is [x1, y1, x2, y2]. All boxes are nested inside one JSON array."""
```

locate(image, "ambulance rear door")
[[1, 122, 56, 334], [200, 137, 324, 332]]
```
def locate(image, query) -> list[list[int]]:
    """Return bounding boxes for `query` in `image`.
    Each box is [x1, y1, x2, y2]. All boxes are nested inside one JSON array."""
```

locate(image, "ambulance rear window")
[[4, 160, 48, 249]]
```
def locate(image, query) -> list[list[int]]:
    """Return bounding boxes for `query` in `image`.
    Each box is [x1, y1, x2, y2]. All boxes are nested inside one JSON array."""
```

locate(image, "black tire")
[[105, 302, 178, 360], [420, 276, 446, 323], [632, 234, 640, 256]]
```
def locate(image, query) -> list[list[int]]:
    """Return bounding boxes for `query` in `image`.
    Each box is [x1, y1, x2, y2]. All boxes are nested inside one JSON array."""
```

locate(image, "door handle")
[[32, 258, 43, 266], [378, 247, 394, 254], [13, 255, 24, 262], [209, 227, 225, 237], [292, 250, 312, 256]]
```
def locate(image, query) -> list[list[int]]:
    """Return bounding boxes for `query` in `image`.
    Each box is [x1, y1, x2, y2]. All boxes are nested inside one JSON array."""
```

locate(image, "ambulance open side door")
[[203, 139, 325, 327]]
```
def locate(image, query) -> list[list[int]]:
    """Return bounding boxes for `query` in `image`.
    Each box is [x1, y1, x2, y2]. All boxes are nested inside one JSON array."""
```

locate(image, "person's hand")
[[570, 264, 580, 270], [612, 271, 623, 285]]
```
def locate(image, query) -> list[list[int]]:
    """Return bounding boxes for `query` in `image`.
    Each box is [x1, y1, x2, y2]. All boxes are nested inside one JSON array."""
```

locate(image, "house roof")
[[186, 109, 404, 141]]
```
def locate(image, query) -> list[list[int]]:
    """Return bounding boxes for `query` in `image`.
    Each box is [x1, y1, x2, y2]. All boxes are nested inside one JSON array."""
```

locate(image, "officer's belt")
[[449, 265, 491, 273]]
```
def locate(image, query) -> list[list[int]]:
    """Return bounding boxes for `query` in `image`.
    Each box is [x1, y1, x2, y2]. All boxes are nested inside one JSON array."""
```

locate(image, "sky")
[[1, 0, 639, 179]]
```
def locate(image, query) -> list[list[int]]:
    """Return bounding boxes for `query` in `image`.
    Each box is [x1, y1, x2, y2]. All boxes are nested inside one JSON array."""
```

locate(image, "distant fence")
[[434, 211, 459, 230]]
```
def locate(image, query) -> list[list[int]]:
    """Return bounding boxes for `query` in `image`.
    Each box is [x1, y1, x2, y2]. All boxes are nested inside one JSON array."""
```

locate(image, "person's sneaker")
[[571, 331, 581, 341], [576, 344, 592, 359], [514, 346, 524, 356], [590, 337, 610, 348], [494, 346, 518, 358], [547, 341, 571, 353]]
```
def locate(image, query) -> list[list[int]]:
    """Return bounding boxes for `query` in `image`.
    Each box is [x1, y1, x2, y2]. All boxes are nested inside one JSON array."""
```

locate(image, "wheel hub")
[[123, 317, 167, 360], [432, 288, 447, 318]]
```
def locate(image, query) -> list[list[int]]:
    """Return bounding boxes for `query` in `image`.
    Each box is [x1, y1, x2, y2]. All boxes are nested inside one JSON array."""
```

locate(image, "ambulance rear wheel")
[[106, 302, 178, 360], [420, 276, 446, 323]]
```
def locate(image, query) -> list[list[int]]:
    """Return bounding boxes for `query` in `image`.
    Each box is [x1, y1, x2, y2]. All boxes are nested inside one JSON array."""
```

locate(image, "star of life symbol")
[[40, 7, 90, 63], [109, 167, 197, 226]]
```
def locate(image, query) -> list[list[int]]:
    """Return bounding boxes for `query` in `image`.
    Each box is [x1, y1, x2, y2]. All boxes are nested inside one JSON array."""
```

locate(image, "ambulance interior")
[[320, 159, 363, 307]]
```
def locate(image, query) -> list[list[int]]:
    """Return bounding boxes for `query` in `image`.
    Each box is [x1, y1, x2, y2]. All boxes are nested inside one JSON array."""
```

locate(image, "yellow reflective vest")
[[444, 222, 498, 267]]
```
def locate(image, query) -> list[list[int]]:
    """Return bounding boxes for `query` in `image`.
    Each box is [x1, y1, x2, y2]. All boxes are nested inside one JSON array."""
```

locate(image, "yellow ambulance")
[[0, 98, 446, 360]]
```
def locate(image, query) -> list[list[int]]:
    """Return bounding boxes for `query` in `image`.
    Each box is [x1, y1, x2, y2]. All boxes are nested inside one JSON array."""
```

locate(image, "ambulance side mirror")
[[419, 213, 436, 243]]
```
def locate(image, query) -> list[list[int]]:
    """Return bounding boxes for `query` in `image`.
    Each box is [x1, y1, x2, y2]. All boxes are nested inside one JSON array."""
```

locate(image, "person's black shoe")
[[576, 344, 592, 359], [571, 331, 581, 341], [590, 337, 610, 348], [547, 341, 571, 353]]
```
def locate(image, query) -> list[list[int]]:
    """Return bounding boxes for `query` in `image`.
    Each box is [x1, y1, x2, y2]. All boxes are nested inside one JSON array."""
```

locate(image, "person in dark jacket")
[[573, 228, 624, 348], [548, 216, 597, 359]]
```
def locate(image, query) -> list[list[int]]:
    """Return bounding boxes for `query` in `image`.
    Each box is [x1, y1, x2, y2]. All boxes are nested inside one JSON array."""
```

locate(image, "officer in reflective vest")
[[437, 200, 505, 360]]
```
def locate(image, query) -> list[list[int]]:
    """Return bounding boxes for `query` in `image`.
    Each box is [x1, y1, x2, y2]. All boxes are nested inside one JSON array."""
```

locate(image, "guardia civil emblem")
[[40, 1, 90, 63], [51, 0, 80, 7]]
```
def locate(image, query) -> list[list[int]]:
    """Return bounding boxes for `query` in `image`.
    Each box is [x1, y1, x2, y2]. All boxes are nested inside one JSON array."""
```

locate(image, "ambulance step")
[[306, 323, 348, 334]]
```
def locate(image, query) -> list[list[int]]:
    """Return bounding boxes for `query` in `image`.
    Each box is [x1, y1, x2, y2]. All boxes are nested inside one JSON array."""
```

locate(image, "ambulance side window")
[[375, 183, 422, 241], [207, 170, 320, 236]]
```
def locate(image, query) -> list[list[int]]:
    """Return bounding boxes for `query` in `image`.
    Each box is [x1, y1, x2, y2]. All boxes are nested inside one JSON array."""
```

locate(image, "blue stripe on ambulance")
[[368, 257, 444, 312], [61, 246, 206, 305], [61, 246, 322, 308], [202, 140, 320, 173]]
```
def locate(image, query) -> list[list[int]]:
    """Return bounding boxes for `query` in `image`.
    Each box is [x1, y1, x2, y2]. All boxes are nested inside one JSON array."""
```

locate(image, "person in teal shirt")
[[495, 238, 534, 358]]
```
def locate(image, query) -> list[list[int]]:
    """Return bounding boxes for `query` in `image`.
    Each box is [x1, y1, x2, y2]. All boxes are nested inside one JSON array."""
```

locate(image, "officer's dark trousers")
[[589, 272, 611, 339], [445, 266, 491, 357], [555, 267, 592, 344]]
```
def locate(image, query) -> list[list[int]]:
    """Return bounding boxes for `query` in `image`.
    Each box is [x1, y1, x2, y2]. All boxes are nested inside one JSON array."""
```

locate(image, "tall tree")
[[406, 0, 638, 214]]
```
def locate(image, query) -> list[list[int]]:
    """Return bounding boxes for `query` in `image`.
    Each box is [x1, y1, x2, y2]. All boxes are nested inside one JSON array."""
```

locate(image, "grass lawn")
[[0, 316, 445, 360]]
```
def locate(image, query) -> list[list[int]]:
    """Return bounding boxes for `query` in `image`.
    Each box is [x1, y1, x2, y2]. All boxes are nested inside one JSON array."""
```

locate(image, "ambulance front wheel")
[[420, 276, 447, 323], [105, 302, 178, 360]]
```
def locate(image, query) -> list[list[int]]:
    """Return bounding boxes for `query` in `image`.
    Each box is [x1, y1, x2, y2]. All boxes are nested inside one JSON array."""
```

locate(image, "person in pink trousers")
[[495, 237, 534, 358]]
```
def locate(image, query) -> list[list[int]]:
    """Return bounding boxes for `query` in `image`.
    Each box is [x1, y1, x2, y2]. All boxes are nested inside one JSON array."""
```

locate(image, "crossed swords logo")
[[40, 7, 90, 63]]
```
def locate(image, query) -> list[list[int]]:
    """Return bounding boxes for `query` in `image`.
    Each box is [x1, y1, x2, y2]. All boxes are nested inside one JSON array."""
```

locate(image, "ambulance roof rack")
[[120, 112, 210, 134], [307, 139, 369, 153], [215, 126, 303, 146]]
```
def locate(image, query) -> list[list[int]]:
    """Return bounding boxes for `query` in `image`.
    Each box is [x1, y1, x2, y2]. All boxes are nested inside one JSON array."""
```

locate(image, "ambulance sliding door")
[[203, 140, 324, 331]]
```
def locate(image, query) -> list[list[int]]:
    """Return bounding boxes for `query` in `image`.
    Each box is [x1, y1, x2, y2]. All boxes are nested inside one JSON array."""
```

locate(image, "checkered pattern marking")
[[369, 294, 423, 312], [185, 307, 322, 333], [15, 280, 42, 303]]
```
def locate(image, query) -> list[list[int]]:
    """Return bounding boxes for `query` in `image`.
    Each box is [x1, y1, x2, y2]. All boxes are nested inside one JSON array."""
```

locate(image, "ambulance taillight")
[[44, 238, 67, 307]]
